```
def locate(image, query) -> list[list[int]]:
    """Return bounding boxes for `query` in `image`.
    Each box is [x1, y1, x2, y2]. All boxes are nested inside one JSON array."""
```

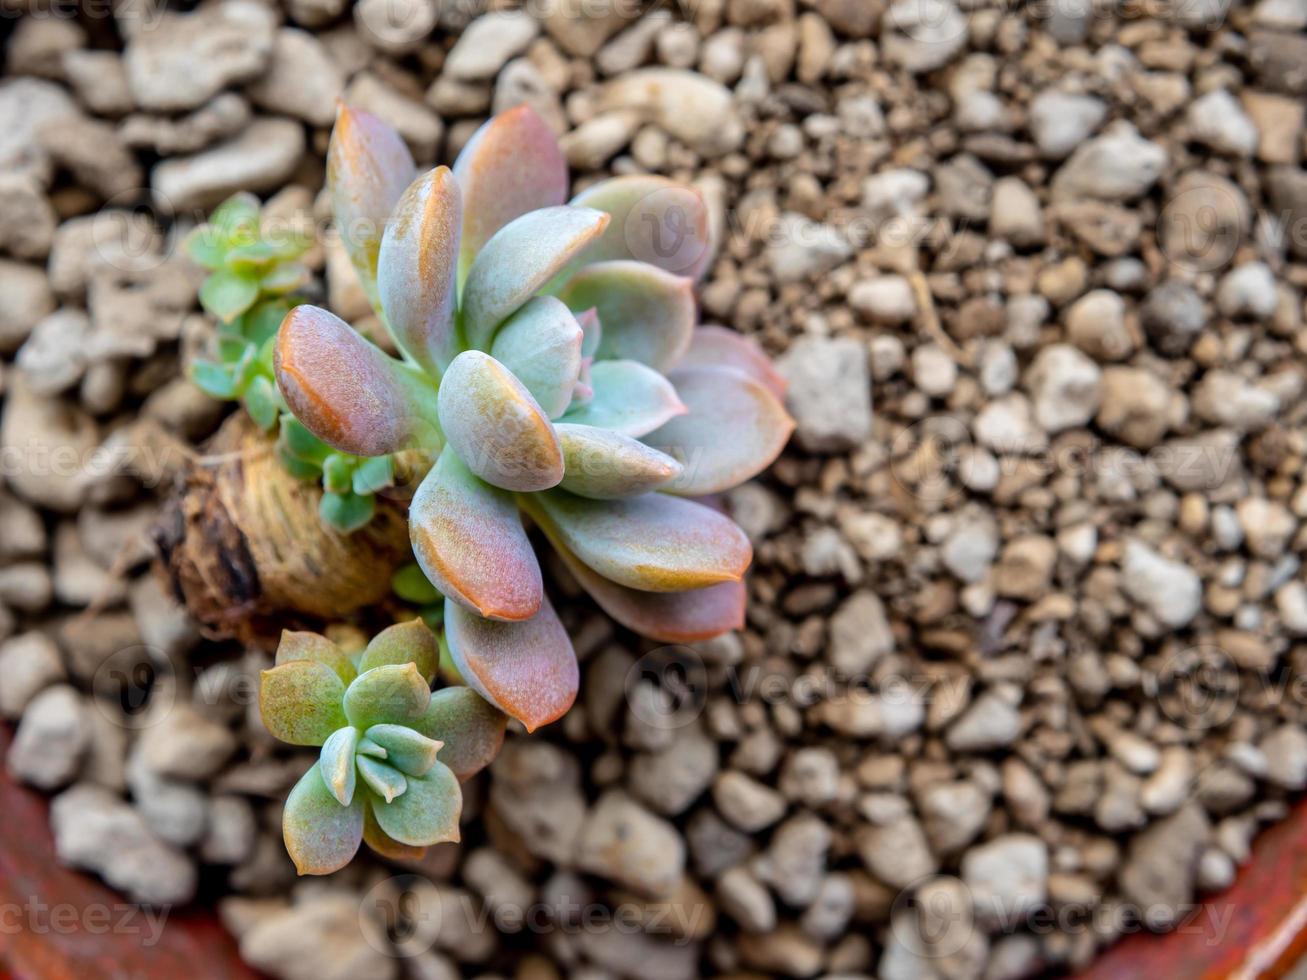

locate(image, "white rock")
[[961, 834, 1048, 927], [1052, 123, 1168, 201], [942, 517, 999, 583], [240, 893, 397, 980], [600, 68, 742, 156], [883, 0, 968, 73], [247, 28, 344, 127], [353, 0, 437, 55], [1028, 90, 1107, 159], [1187, 89, 1259, 157], [7, 684, 88, 790], [0, 78, 80, 184], [974, 393, 1047, 454], [1260, 725, 1307, 790], [766, 212, 852, 282], [124, 1, 276, 111], [1216, 262, 1279, 321], [0, 632, 65, 719], [1275, 581, 1307, 636], [946, 690, 1021, 751], [152, 119, 305, 213], [777, 336, 873, 453], [444, 11, 538, 80], [849, 275, 916, 325], [1121, 539, 1202, 628], [52, 782, 196, 905], [1025, 343, 1102, 432]]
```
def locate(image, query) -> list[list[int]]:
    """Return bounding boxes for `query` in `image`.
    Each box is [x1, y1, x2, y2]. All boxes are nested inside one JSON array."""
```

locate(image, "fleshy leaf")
[[527, 490, 752, 592], [362, 803, 427, 861], [356, 737, 387, 759], [568, 175, 713, 280], [275, 630, 357, 685], [559, 360, 686, 437], [576, 307, 601, 358], [352, 455, 394, 496], [675, 325, 786, 398], [283, 762, 365, 875], [645, 366, 795, 496], [328, 104, 417, 312], [489, 296, 584, 419], [556, 423, 682, 498], [548, 532, 746, 642], [410, 446, 543, 621], [377, 167, 462, 375], [364, 723, 442, 777], [357, 756, 407, 803], [200, 268, 260, 323], [342, 663, 431, 730], [462, 206, 609, 351], [370, 761, 462, 846], [558, 261, 695, 371], [274, 305, 438, 458], [444, 597, 578, 733], [260, 661, 349, 746], [436, 350, 564, 492], [359, 619, 440, 683], [410, 687, 507, 780], [319, 726, 359, 806], [452, 105, 569, 282], [320, 490, 375, 534]]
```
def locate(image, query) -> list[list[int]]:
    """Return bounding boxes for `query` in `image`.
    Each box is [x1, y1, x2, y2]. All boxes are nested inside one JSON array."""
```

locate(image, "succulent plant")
[[273, 104, 793, 732], [186, 193, 405, 533], [259, 619, 505, 874]]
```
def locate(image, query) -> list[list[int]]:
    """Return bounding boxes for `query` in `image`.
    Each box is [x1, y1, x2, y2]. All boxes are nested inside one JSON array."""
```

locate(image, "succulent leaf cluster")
[[259, 620, 506, 874], [273, 104, 794, 733], [186, 193, 401, 533]]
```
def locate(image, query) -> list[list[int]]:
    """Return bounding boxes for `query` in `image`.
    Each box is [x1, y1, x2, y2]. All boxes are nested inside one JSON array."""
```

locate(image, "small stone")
[[1142, 280, 1206, 353], [536, 0, 630, 56], [849, 275, 916, 325], [445, 11, 538, 80], [1142, 748, 1194, 815], [137, 702, 237, 781], [153, 119, 304, 213], [1025, 343, 1102, 432], [1276, 581, 1307, 636], [61, 50, 133, 116], [779, 748, 840, 806], [713, 770, 787, 832], [1259, 725, 1307, 790], [947, 690, 1021, 751], [0, 632, 65, 720], [1187, 89, 1259, 156], [777, 336, 873, 453], [240, 893, 398, 980], [1052, 123, 1167, 201], [628, 724, 718, 816], [1242, 90, 1303, 164], [576, 790, 685, 897], [247, 28, 343, 127], [1160, 171, 1251, 271], [1216, 262, 1279, 321], [1097, 366, 1176, 448], [856, 814, 937, 889], [0, 78, 79, 184], [942, 516, 999, 583], [51, 782, 196, 905], [0, 260, 55, 354], [600, 68, 743, 157], [124, 1, 276, 112], [757, 813, 831, 907], [353, 0, 436, 55], [990, 177, 1045, 246], [1121, 539, 1202, 628], [7, 685, 89, 790], [766, 212, 852, 283], [200, 795, 257, 865], [1235, 498, 1296, 559], [493, 58, 566, 135], [828, 591, 894, 676], [0, 175, 56, 261], [16, 309, 91, 395], [1029, 89, 1107, 158], [1066, 289, 1136, 361], [559, 111, 640, 170], [919, 780, 991, 854], [961, 834, 1048, 927], [717, 867, 775, 933], [1120, 804, 1209, 924], [126, 746, 209, 847], [1, 378, 97, 512], [883, 0, 968, 73], [912, 344, 959, 397]]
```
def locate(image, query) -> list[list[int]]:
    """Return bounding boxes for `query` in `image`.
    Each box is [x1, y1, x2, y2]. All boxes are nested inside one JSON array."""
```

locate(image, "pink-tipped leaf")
[[283, 762, 364, 875], [274, 305, 437, 458], [437, 350, 564, 492], [377, 167, 462, 376], [370, 760, 461, 846], [452, 105, 569, 282], [410, 446, 543, 621], [410, 687, 507, 780], [644, 366, 794, 496], [556, 423, 682, 498], [675, 325, 786, 398], [462, 206, 609, 351], [558, 260, 696, 371], [568, 175, 713, 280], [527, 490, 752, 593], [559, 359, 686, 437], [443, 597, 578, 733]]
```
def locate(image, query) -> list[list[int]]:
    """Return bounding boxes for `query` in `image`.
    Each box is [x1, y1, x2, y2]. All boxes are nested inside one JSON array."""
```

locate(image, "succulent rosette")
[[273, 104, 793, 732], [259, 620, 506, 874]]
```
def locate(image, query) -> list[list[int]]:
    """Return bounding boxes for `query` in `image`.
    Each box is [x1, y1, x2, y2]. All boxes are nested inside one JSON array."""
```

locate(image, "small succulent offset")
[[274, 104, 793, 733], [186, 193, 401, 533], [259, 620, 506, 874]]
